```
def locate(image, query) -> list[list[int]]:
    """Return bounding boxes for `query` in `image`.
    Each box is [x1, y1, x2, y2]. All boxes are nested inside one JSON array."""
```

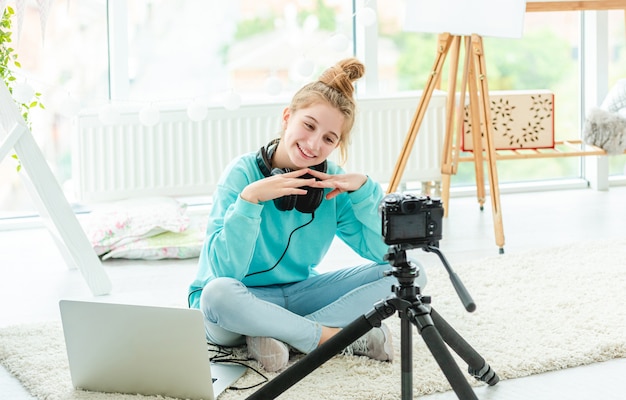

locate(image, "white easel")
[[0, 81, 112, 296]]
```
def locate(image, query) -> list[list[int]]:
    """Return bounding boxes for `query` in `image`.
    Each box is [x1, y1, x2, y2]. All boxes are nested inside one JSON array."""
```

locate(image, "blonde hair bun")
[[318, 57, 365, 100]]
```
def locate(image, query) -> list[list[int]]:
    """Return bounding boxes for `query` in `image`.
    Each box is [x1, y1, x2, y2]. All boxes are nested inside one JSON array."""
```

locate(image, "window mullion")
[[106, 0, 130, 101], [581, 10, 610, 189]]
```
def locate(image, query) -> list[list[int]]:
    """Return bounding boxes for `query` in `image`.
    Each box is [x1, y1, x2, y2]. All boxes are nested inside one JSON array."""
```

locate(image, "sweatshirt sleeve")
[[193, 157, 264, 292], [202, 190, 263, 279], [335, 176, 389, 262]]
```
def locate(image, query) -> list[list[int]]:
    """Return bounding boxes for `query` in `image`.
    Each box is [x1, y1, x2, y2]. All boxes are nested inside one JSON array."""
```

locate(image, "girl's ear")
[[282, 107, 291, 128]]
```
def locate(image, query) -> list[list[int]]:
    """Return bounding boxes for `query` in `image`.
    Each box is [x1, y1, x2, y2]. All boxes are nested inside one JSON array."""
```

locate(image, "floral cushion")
[[102, 224, 205, 260], [81, 196, 190, 256]]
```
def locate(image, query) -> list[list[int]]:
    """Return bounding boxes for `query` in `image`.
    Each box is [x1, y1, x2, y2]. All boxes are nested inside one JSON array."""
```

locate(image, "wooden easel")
[[0, 82, 112, 295], [387, 33, 505, 253]]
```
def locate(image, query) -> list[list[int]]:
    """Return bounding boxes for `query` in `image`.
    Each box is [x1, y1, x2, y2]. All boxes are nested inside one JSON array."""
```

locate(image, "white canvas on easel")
[[0, 81, 112, 296], [404, 0, 526, 38]]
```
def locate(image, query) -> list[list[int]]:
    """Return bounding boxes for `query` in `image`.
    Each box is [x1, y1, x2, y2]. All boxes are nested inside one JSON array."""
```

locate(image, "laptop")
[[59, 300, 247, 400]]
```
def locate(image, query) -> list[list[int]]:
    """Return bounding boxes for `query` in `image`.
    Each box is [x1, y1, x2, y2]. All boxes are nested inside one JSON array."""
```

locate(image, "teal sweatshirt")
[[188, 151, 389, 309]]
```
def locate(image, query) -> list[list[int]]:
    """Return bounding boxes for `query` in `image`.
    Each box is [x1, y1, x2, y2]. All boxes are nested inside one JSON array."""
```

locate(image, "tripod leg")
[[409, 305, 479, 400], [246, 300, 396, 400], [431, 307, 499, 386], [471, 34, 505, 253], [400, 316, 413, 398]]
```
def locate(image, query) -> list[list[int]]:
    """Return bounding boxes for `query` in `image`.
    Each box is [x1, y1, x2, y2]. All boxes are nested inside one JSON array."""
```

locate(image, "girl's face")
[[277, 102, 344, 170]]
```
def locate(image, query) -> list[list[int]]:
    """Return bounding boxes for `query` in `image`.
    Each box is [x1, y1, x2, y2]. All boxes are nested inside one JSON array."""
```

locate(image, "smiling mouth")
[[297, 143, 316, 159]]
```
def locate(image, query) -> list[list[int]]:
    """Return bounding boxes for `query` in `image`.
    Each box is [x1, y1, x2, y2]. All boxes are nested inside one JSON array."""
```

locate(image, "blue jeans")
[[199, 260, 427, 353]]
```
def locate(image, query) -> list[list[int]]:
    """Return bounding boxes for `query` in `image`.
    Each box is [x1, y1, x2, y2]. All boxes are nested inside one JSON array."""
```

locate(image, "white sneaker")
[[343, 323, 394, 362], [246, 336, 289, 372]]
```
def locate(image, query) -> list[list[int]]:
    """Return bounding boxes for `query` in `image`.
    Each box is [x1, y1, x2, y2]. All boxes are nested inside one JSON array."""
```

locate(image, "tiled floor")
[[1, 184, 625, 399]]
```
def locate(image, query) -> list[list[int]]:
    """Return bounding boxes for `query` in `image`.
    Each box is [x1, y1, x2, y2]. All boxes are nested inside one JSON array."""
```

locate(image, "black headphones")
[[256, 139, 327, 214]]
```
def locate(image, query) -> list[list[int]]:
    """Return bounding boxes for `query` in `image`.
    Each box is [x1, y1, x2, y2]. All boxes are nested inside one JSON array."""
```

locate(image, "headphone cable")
[[245, 213, 315, 278]]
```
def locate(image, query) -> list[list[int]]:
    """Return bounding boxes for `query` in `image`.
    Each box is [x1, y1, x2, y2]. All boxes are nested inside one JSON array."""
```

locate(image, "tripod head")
[[384, 243, 476, 313], [384, 244, 428, 304]]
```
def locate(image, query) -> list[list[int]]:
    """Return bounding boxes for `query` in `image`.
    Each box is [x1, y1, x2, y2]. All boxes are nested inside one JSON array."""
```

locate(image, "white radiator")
[[72, 91, 447, 203]]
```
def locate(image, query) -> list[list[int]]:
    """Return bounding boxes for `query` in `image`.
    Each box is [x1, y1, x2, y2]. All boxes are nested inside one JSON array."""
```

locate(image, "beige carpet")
[[2, 238, 626, 400]]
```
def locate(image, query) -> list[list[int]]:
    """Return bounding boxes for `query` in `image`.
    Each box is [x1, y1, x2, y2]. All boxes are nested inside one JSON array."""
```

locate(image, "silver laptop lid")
[[59, 300, 216, 400]]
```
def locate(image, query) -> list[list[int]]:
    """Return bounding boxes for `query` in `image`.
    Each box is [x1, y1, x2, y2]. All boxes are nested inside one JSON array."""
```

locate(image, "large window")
[[1, 1, 624, 220], [124, 0, 354, 103]]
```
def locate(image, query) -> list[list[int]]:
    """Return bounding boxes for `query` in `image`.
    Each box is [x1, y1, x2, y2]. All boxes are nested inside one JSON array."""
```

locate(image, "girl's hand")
[[240, 168, 319, 204], [305, 169, 367, 200]]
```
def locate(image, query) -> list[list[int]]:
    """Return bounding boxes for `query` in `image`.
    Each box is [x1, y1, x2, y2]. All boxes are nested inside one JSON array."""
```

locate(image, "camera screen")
[[386, 213, 427, 243]]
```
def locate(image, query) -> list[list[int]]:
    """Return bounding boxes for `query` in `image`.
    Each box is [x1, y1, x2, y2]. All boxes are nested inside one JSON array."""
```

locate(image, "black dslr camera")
[[380, 192, 444, 247]]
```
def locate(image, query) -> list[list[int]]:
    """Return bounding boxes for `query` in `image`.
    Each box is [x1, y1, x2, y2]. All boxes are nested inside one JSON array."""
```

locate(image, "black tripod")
[[246, 243, 499, 400]]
